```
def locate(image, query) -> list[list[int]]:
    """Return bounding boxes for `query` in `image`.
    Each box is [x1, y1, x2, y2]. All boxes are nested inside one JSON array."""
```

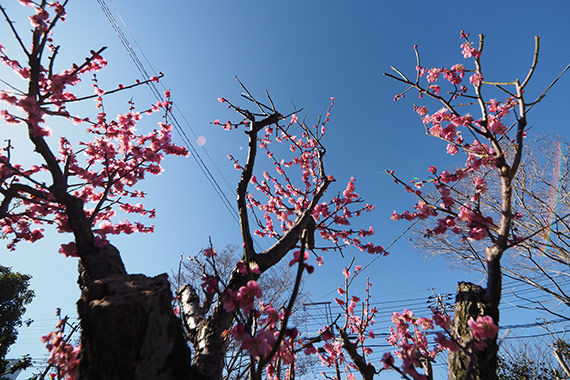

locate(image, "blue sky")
[[2, 0, 570, 378]]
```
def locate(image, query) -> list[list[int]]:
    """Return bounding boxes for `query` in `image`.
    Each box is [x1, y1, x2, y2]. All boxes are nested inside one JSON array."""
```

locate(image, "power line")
[[96, 0, 275, 253], [95, 0, 241, 228], [106, 1, 237, 199]]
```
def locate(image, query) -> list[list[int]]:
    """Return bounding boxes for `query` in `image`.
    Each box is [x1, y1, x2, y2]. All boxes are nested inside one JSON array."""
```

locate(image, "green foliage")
[[497, 351, 563, 380], [0, 266, 34, 375]]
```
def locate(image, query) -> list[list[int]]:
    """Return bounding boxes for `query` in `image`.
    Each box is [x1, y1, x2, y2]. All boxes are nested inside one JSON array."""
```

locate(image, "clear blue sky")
[[2, 0, 570, 378]]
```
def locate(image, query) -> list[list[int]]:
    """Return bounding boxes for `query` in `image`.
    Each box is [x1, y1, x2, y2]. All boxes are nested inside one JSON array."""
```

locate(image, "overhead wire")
[[16, 270, 556, 341], [95, 0, 242, 230], [106, 1, 236, 199], [300, 277, 569, 335], [95, 0, 283, 253]]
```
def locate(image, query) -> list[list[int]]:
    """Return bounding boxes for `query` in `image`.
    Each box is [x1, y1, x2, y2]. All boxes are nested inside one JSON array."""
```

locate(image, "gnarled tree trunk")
[[77, 245, 193, 380]]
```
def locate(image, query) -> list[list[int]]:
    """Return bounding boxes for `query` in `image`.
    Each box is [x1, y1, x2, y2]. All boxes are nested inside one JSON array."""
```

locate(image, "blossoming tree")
[[310, 30, 548, 380], [1, 1, 192, 378], [384, 31, 543, 379], [176, 82, 383, 380], [411, 136, 570, 318]]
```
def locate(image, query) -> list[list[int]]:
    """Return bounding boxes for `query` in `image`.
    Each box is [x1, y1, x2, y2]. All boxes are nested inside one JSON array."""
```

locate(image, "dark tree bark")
[[77, 252, 193, 380], [448, 282, 498, 380]]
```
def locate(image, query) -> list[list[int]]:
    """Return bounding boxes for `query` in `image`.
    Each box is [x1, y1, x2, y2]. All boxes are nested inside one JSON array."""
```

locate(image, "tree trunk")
[[77, 245, 193, 380], [448, 282, 498, 380]]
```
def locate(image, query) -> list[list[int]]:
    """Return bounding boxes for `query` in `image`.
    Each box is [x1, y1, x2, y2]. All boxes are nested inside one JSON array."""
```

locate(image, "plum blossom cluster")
[[312, 270, 498, 380], [409, 31, 481, 100], [468, 315, 499, 349], [186, 245, 302, 376], [335, 266, 377, 337], [231, 313, 299, 371], [383, 309, 443, 380], [0, 1, 188, 255], [289, 249, 315, 274], [317, 266, 378, 380], [41, 315, 80, 380], [216, 98, 384, 256], [223, 280, 263, 315], [185, 205, 383, 379], [19, 0, 67, 29], [383, 309, 498, 380], [223, 278, 303, 378], [417, 63, 467, 97], [389, 30, 521, 243]]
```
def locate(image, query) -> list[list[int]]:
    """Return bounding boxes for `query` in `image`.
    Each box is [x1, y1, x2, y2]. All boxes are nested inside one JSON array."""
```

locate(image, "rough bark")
[[77, 266, 192, 380], [77, 245, 126, 290], [448, 282, 498, 380]]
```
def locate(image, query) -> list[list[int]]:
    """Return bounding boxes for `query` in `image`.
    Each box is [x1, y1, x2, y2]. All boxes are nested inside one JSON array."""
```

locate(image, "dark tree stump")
[[77, 273, 192, 380]]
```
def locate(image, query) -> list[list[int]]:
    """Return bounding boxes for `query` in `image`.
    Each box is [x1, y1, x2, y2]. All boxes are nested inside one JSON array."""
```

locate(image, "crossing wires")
[[95, 0, 240, 227]]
